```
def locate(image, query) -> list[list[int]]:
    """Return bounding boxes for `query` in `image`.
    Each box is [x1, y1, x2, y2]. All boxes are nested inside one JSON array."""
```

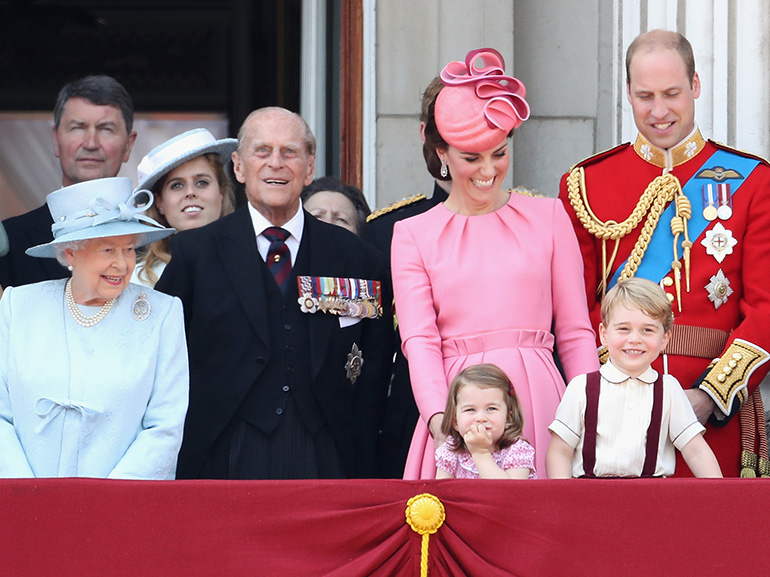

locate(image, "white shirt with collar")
[[248, 200, 304, 266], [549, 360, 705, 477]]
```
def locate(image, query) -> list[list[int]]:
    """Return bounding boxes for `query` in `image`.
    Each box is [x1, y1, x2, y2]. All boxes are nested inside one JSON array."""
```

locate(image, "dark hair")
[[301, 176, 371, 235], [441, 363, 525, 453], [420, 76, 450, 181], [626, 30, 696, 88], [53, 75, 134, 133]]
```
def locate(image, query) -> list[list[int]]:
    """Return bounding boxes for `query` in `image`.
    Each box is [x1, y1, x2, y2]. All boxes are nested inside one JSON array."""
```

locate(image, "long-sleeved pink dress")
[[392, 192, 599, 479]]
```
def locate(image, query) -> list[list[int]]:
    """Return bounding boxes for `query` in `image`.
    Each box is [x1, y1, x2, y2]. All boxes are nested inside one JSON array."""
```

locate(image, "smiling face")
[[53, 97, 137, 187], [599, 304, 670, 378], [65, 234, 138, 306], [155, 156, 224, 231], [453, 383, 509, 448], [233, 109, 315, 226], [627, 47, 700, 150], [303, 190, 359, 234], [440, 138, 510, 215]]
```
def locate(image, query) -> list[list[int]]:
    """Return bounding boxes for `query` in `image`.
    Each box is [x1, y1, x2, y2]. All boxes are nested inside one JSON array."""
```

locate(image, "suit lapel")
[[216, 207, 271, 348], [300, 215, 346, 380]]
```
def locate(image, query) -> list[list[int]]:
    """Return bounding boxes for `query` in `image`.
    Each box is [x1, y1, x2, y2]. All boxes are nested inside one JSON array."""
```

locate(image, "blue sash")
[[609, 149, 760, 288]]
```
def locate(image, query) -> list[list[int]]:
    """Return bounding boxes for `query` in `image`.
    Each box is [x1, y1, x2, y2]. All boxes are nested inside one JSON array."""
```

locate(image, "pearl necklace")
[[65, 279, 116, 328]]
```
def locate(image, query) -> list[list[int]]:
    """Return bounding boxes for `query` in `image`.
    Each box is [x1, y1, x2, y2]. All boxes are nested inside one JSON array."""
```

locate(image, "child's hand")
[[463, 424, 494, 454]]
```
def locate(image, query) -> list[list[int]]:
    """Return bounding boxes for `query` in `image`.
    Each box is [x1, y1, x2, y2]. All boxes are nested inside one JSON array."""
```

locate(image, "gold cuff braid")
[[700, 339, 770, 416]]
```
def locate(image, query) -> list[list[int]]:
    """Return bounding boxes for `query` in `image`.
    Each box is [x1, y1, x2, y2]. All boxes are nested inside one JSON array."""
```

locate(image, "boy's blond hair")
[[601, 278, 674, 333]]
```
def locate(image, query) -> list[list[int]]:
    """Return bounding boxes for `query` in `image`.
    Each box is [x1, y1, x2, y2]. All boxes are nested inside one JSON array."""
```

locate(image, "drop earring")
[[67, 265, 73, 272], [440, 158, 448, 178]]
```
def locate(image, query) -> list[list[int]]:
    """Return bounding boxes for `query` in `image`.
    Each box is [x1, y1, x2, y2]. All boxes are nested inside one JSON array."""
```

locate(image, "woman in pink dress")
[[392, 48, 599, 479]]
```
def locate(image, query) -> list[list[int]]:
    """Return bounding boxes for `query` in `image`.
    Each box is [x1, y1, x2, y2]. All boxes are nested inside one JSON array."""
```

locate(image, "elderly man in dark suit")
[[156, 107, 390, 479], [0, 75, 136, 289]]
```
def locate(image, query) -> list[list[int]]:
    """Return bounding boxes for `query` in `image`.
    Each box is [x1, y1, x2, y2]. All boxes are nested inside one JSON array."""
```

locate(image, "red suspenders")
[[581, 370, 664, 478]]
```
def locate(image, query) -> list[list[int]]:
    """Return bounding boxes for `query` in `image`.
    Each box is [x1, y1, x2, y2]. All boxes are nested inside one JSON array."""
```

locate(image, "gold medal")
[[702, 183, 718, 221], [703, 205, 718, 221]]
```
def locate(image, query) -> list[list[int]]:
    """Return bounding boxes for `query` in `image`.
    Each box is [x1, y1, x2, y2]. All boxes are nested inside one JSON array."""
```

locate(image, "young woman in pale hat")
[[0, 177, 189, 479], [391, 48, 599, 479], [132, 128, 237, 286]]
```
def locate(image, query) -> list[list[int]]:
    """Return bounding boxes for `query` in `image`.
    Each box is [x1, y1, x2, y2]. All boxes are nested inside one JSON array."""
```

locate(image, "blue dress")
[[0, 280, 189, 479]]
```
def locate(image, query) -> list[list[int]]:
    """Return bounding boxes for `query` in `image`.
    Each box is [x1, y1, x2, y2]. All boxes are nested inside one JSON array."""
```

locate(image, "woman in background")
[[132, 128, 237, 286], [301, 176, 371, 236]]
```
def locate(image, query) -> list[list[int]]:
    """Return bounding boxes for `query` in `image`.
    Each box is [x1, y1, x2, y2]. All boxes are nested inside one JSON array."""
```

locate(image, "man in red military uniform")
[[559, 29, 770, 477]]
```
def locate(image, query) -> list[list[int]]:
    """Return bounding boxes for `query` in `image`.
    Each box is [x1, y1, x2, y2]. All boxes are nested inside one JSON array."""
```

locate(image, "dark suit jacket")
[[0, 205, 69, 288], [156, 206, 391, 479], [365, 182, 448, 477]]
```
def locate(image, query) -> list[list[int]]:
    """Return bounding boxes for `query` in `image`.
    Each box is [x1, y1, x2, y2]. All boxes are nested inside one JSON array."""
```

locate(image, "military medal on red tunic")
[[701, 222, 737, 263], [701, 183, 719, 221], [705, 269, 733, 309], [717, 183, 733, 220]]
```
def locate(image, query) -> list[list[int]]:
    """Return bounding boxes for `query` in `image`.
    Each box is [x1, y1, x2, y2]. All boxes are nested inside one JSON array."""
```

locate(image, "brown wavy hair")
[[440, 363, 525, 453], [136, 152, 235, 286]]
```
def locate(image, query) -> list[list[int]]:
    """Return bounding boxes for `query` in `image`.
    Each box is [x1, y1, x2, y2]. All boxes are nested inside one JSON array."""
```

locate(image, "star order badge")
[[345, 343, 364, 384], [705, 269, 733, 309], [701, 222, 737, 263]]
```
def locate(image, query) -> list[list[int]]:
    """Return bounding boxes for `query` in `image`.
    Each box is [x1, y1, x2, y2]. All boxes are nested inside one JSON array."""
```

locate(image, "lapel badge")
[[345, 342, 364, 384], [705, 269, 733, 309], [701, 222, 737, 263], [132, 292, 151, 321]]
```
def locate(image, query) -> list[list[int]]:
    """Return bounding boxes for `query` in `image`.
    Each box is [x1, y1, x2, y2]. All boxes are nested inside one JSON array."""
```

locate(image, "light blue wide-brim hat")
[[26, 177, 175, 259], [135, 128, 238, 192]]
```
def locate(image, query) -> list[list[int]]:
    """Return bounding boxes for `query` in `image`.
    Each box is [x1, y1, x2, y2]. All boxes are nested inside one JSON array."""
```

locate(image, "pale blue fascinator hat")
[[135, 128, 238, 192], [26, 177, 175, 259]]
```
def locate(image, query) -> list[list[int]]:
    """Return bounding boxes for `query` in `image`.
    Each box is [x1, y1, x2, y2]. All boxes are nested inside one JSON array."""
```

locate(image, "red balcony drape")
[[2, 478, 767, 576]]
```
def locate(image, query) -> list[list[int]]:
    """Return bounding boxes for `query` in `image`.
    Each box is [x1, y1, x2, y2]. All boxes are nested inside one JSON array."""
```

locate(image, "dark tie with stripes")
[[263, 227, 292, 293]]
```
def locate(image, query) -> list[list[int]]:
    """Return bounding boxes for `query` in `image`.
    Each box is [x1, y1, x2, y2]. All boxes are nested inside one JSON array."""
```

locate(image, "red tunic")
[[559, 129, 770, 477]]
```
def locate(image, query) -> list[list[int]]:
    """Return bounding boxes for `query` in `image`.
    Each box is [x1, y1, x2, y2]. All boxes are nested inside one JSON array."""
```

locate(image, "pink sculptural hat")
[[434, 48, 530, 152]]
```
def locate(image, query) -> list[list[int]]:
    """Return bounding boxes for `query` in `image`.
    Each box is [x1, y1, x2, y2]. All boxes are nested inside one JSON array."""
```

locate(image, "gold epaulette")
[[597, 345, 609, 365], [366, 194, 427, 222], [708, 139, 770, 167], [700, 339, 770, 416], [510, 186, 542, 198], [567, 142, 630, 173]]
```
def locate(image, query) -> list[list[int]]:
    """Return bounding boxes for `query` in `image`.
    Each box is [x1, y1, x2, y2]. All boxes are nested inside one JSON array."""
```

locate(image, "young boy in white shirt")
[[546, 278, 722, 478]]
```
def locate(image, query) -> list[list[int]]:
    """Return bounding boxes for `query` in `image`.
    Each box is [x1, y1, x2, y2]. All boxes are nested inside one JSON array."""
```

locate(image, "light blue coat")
[[0, 280, 189, 479]]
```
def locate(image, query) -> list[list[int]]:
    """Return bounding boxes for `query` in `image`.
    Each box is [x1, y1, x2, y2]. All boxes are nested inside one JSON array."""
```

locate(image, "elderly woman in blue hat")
[[0, 177, 189, 479], [132, 128, 237, 287]]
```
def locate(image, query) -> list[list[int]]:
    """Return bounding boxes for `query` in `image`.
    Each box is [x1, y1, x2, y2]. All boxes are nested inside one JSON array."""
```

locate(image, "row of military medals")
[[701, 183, 736, 309]]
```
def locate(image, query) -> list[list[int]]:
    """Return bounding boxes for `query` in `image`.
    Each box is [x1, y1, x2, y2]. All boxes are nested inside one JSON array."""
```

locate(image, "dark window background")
[[0, 0, 302, 137], [0, 0, 304, 207]]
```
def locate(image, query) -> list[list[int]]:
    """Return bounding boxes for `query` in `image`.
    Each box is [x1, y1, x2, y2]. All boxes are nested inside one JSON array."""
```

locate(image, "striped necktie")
[[263, 227, 292, 293]]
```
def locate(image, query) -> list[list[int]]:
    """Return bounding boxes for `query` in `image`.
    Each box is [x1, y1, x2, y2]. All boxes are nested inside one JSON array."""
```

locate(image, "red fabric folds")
[[1, 478, 767, 576]]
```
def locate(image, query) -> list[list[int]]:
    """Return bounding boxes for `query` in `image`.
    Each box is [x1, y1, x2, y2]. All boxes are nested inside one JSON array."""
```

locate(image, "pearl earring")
[[67, 265, 73, 272]]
